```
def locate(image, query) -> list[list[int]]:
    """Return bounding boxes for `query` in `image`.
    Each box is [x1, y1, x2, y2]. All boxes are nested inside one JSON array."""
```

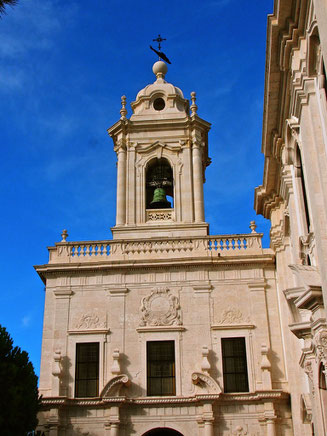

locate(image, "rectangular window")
[[147, 340, 175, 396], [75, 342, 99, 398], [221, 337, 249, 393]]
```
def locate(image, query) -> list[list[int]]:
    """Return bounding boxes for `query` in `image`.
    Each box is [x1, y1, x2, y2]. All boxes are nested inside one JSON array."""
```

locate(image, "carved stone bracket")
[[301, 393, 313, 424], [191, 372, 221, 394], [100, 375, 131, 397], [140, 287, 182, 327], [299, 232, 316, 265]]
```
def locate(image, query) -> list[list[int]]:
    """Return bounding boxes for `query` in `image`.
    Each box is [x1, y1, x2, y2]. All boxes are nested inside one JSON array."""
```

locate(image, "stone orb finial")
[[152, 61, 168, 79]]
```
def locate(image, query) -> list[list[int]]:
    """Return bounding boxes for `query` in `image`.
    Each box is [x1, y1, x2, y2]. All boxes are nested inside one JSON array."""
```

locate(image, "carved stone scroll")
[[191, 372, 221, 394], [100, 375, 130, 397]]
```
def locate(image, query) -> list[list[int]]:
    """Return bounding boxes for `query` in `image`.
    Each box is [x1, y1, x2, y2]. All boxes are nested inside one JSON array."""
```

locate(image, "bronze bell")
[[149, 188, 171, 209]]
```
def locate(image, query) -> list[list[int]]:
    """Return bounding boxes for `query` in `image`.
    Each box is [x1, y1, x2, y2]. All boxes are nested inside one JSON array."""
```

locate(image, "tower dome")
[[130, 62, 188, 119]]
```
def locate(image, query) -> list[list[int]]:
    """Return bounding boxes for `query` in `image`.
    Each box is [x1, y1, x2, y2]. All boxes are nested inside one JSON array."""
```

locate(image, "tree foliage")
[[0, 0, 18, 16], [0, 325, 39, 435]]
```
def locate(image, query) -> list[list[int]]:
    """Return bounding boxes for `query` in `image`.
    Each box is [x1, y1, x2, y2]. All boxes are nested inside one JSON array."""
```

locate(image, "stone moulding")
[[39, 390, 289, 408], [211, 324, 255, 330], [68, 329, 110, 335], [136, 326, 185, 333]]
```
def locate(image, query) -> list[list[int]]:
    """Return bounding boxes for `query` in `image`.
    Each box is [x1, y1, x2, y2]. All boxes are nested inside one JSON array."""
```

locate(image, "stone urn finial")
[[120, 95, 127, 120], [61, 229, 68, 242], [190, 91, 198, 115], [249, 220, 257, 233]]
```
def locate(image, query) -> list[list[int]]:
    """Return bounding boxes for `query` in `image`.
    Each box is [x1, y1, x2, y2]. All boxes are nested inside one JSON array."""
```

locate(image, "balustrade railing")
[[48, 231, 264, 264]]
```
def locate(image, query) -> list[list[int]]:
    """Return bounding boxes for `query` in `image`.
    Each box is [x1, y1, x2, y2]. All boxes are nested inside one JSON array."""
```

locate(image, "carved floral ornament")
[[73, 312, 107, 330], [217, 307, 250, 325], [140, 287, 181, 327]]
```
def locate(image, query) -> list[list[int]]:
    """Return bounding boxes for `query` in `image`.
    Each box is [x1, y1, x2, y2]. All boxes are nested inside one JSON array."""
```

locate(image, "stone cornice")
[[39, 390, 289, 409], [136, 326, 186, 333], [211, 324, 255, 330], [68, 329, 110, 336], [35, 254, 275, 279]]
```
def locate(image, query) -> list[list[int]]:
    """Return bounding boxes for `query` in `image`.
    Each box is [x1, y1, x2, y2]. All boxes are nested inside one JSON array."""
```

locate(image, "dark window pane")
[[147, 341, 175, 396], [222, 337, 249, 393], [75, 343, 99, 398]]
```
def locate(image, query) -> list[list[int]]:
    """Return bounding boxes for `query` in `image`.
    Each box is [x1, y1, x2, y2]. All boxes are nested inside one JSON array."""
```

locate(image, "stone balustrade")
[[48, 233, 265, 264]]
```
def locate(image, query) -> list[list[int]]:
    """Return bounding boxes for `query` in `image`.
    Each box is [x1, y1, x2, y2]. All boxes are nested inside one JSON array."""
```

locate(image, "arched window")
[[308, 28, 327, 97], [142, 428, 184, 436], [146, 158, 174, 209]]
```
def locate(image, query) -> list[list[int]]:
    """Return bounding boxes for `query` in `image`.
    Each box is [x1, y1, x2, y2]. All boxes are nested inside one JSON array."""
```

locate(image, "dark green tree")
[[0, 325, 39, 435], [0, 0, 18, 16]]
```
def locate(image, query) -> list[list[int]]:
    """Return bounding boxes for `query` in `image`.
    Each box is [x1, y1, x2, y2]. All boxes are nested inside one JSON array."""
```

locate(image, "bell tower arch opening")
[[142, 428, 184, 436], [146, 157, 174, 209]]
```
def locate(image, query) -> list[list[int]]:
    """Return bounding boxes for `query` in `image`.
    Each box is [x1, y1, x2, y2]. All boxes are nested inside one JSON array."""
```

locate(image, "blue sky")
[[0, 0, 273, 377]]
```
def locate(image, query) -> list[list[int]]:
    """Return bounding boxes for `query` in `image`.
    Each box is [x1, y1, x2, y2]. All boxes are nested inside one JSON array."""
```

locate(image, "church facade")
[[255, 0, 327, 434], [35, 1, 327, 435]]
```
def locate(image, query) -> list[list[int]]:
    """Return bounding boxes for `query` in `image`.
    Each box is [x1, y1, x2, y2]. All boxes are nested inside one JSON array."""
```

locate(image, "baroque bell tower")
[[108, 61, 211, 239]]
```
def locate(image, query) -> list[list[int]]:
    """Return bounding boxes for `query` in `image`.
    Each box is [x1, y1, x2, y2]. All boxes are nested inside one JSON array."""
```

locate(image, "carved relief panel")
[[140, 287, 182, 327]]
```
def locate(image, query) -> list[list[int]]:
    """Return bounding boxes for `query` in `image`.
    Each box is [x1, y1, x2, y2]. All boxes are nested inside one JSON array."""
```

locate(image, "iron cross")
[[153, 34, 166, 51]]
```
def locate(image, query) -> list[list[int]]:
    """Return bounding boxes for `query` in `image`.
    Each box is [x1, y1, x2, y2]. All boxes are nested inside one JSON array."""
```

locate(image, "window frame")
[[221, 337, 249, 393], [138, 329, 182, 397], [75, 342, 100, 398], [68, 333, 106, 398], [146, 340, 176, 396], [213, 328, 254, 393]]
